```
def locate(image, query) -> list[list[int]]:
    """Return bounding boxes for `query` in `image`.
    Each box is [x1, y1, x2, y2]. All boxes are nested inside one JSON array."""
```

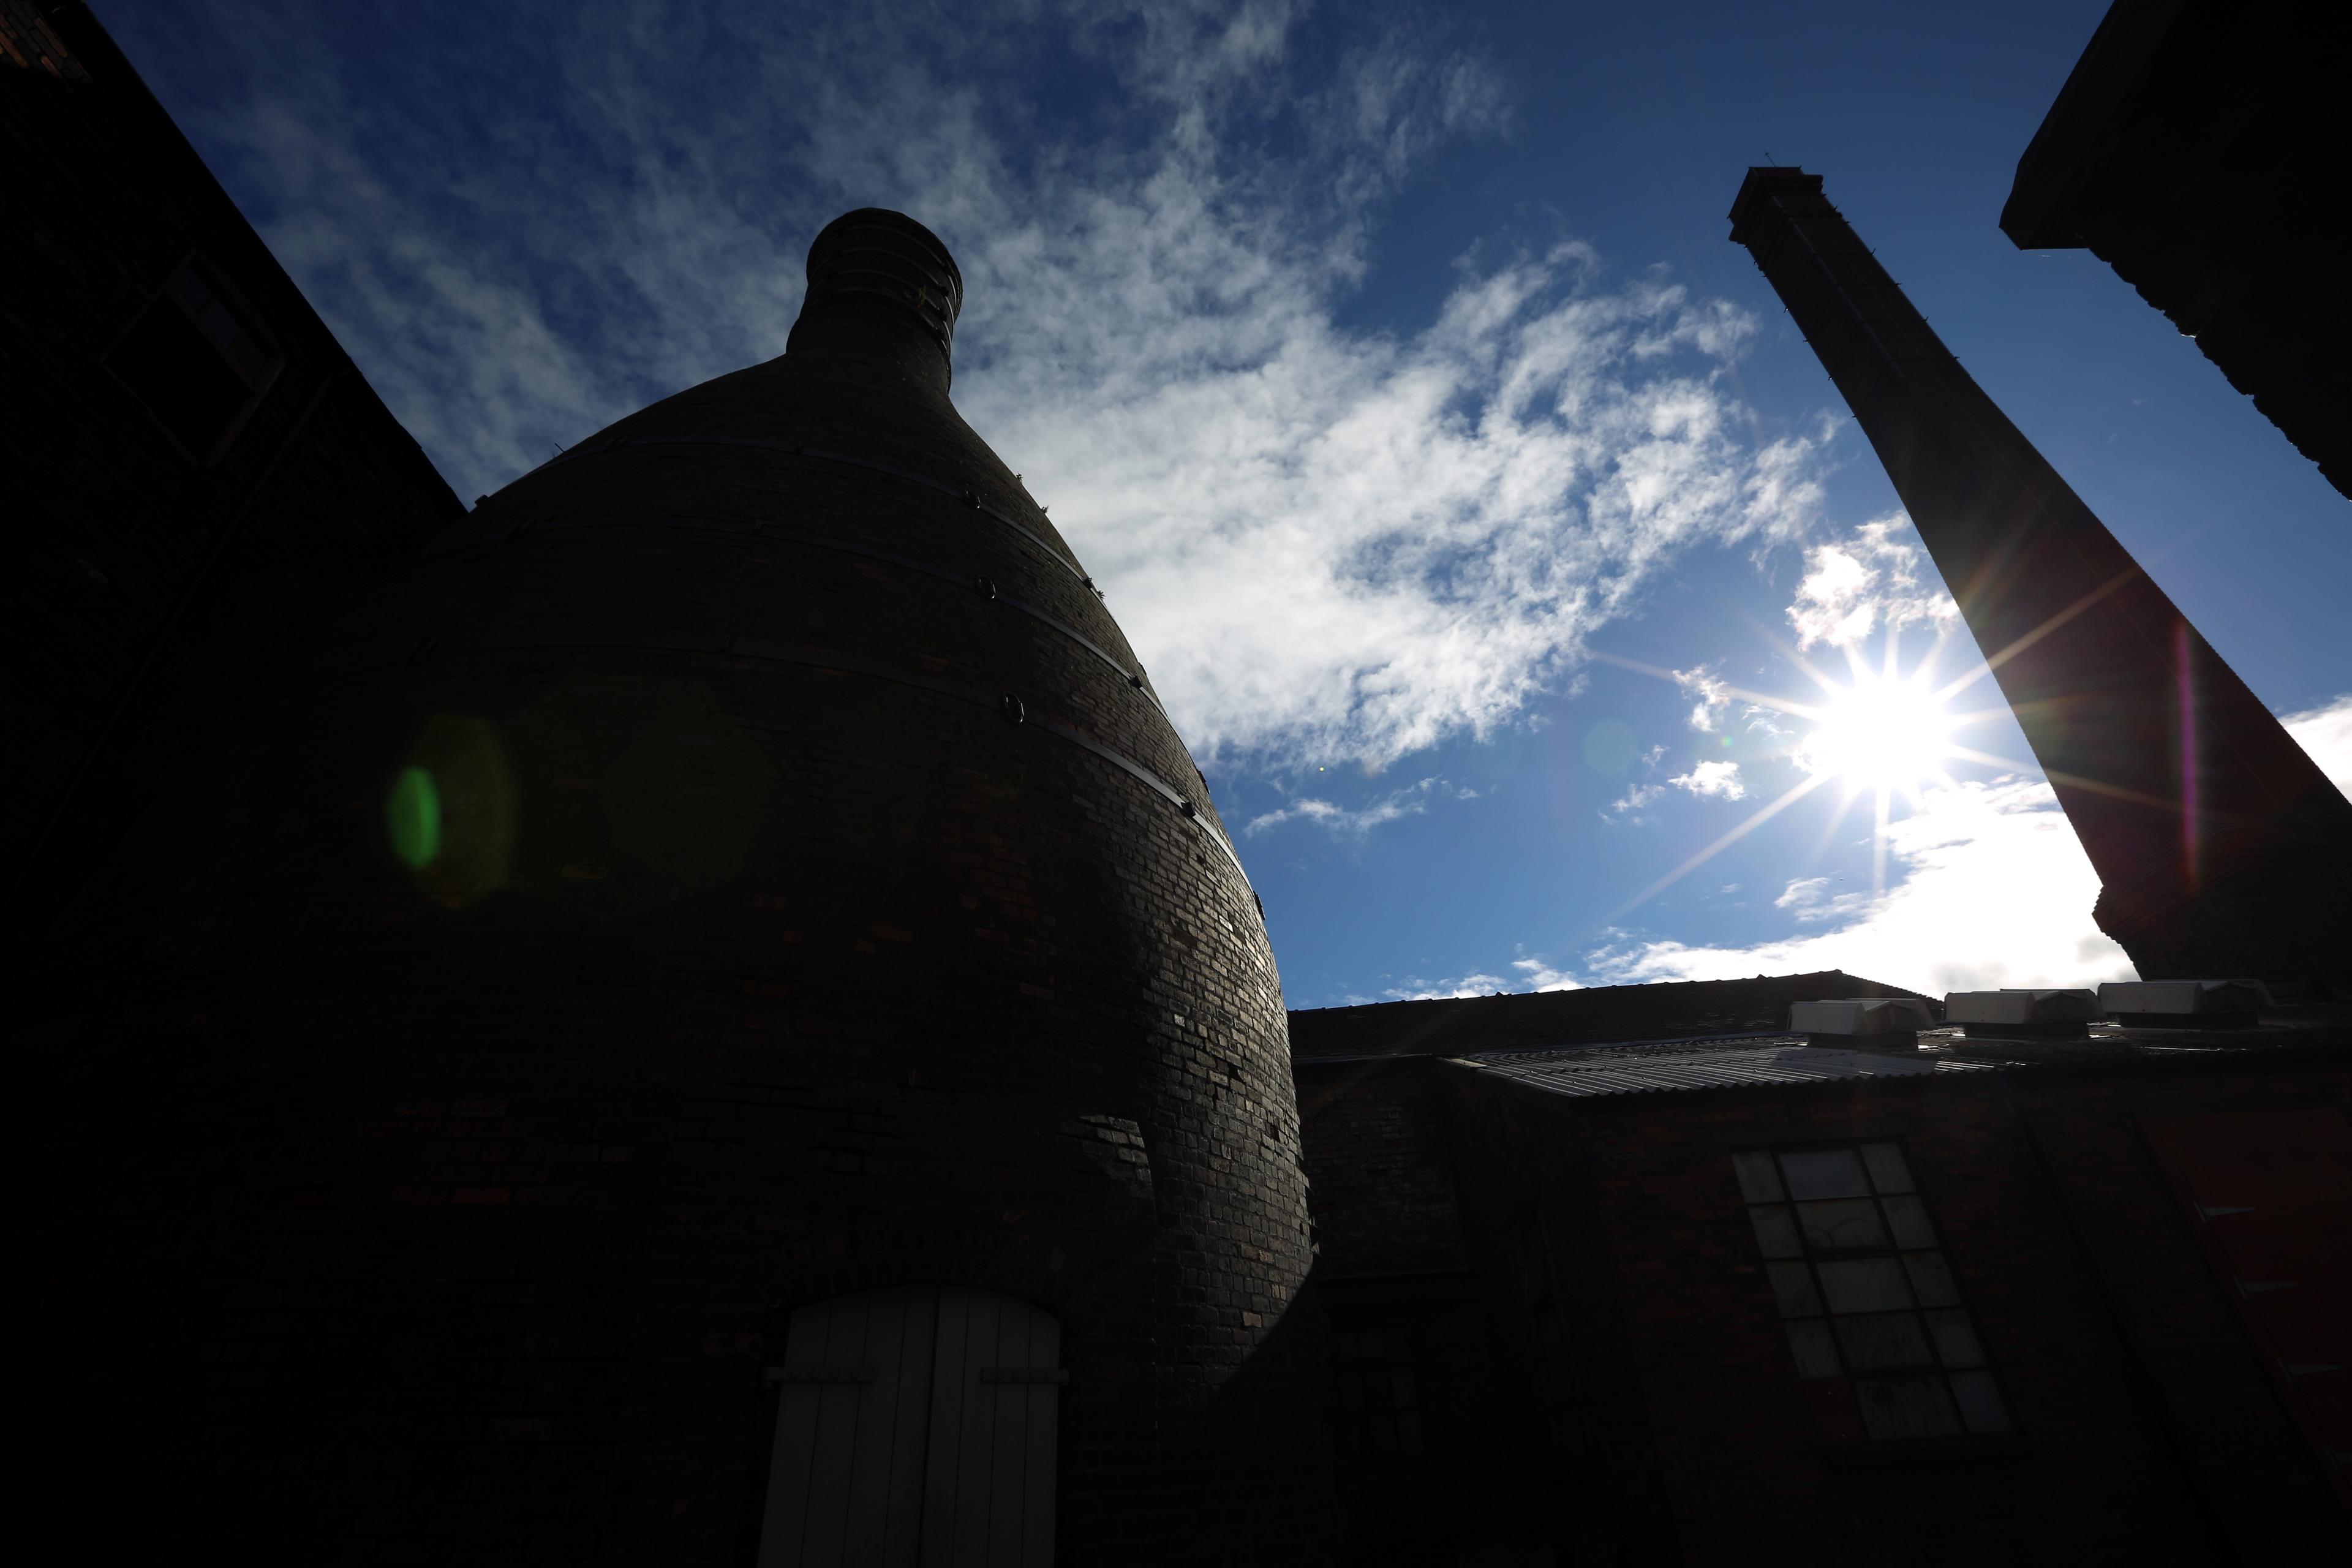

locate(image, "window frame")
[[1732, 1139, 2015, 1447], [102, 252, 285, 464]]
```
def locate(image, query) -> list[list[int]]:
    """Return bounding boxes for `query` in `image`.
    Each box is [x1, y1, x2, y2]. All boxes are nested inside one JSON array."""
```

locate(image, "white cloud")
[[1509, 957, 1583, 992], [1787, 513, 1959, 650], [2282, 693, 2352, 793], [1351, 951, 1582, 1003], [1675, 663, 1731, 730], [1604, 782, 1664, 822], [1344, 970, 1509, 1003], [1583, 775, 2136, 995], [125, 0, 1830, 775], [1245, 775, 1468, 837], [1668, 758, 1747, 800]]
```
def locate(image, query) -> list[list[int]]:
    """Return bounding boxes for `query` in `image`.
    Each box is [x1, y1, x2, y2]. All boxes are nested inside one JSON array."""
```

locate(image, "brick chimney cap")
[[803, 208, 965, 356]]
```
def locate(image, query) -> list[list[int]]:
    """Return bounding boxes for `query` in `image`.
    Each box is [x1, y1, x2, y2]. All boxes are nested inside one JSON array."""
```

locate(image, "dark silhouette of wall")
[[2002, 0, 2350, 500], [1, 1, 466, 988], [1728, 166, 2352, 990], [1434, 1046, 2351, 1565], [1289, 977, 2352, 1562]]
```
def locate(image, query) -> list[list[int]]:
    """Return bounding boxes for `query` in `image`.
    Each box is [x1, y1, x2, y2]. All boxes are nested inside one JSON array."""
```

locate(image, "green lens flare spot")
[[387, 766, 442, 869]]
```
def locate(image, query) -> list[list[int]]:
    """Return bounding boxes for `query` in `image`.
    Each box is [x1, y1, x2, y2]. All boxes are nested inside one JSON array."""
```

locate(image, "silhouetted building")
[[1, 0, 466, 972], [1728, 166, 2352, 992], [20, 8, 2351, 1563], [2002, 0, 2350, 499], [1293, 979, 2351, 1564]]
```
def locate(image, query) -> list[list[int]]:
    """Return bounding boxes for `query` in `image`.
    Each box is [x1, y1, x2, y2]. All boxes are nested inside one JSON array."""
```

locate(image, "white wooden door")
[[758, 1286, 1062, 1568]]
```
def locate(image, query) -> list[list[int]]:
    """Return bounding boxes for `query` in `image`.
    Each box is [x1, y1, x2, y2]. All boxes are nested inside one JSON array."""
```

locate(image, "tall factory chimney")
[[31, 211, 1330, 1562], [1727, 168, 2351, 989]]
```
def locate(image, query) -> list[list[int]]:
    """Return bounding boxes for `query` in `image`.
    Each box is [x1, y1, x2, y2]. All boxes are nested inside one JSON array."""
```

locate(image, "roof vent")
[[2097, 979, 2271, 1029], [1790, 997, 1934, 1052], [1944, 989, 2101, 1038]]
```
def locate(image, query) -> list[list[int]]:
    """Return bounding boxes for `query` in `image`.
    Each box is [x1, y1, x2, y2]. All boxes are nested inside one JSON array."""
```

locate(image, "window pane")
[[1816, 1257, 1915, 1313], [1765, 1261, 1823, 1318], [198, 296, 241, 349], [1785, 1320, 1841, 1378], [225, 334, 273, 385], [1806, 1260, 1919, 1316], [167, 266, 210, 312], [1948, 1370, 2012, 1434], [1387, 1330, 1411, 1360], [1926, 1310, 1986, 1369], [1855, 1373, 1964, 1439], [1398, 1412, 1424, 1453], [1860, 1142, 1914, 1193], [1833, 1311, 1936, 1373], [1880, 1193, 1936, 1249], [1797, 1197, 1890, 1251], [1747, 1205, 1803, 1259], [1779, 1148, 1871, 1200], [1901, 1250, 1962, 1308], [1390, 1370, 1417, 1409], [1731, 1150, 1785, 1203]]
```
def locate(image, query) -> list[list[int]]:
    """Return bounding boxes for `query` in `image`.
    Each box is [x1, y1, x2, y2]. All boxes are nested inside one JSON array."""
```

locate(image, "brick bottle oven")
[[31, 211, 1330, 1562]]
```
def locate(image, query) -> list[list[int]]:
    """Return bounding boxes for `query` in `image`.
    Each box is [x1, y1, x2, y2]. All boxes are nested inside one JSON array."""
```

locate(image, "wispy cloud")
[[1674, 663, 1731, 730], [1787, 512, 1959, 650], [1604, 781, 1664, 822], [1668, 758, 1747, 800], [1346, 949, 1581, 1003], [1509, 957, 1583, 992], [124, 0, 1830, 776], [1245, 775, 1471, 837]]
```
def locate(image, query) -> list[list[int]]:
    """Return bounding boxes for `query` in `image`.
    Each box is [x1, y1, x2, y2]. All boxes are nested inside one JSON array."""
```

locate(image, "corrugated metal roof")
[[1458, 1039, 1996, 1098]]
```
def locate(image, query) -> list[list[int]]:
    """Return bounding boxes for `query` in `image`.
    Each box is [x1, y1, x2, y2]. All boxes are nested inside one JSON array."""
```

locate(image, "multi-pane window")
[[1329, 1323, 1423, 1459], [1733, 1143, 2011, 1442], [105, 260, 281, 460]]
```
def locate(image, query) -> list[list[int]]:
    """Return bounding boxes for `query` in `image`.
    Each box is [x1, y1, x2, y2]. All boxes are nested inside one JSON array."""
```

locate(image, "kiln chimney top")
[[788, 208, 963, 384]]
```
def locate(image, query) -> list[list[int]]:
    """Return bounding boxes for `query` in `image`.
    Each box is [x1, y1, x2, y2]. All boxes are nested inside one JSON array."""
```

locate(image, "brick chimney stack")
[[1728, 167, 2351, 989]]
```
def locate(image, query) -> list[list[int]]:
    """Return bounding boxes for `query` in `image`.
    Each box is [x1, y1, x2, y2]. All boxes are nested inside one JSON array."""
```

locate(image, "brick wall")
[[1294, 1057, 1553, 1562], [1295, 1057, 1468, 1278]]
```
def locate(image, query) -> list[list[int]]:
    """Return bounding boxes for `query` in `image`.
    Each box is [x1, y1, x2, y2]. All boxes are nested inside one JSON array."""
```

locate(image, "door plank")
[[800, 1293, 872, 1566], [881, 1287, 940, 1567], [760, 1296, 844, 1568], [949, 1288, 1004, 1565], [919, 1287, 974, 1568], [841, 1287, 912, 1564]]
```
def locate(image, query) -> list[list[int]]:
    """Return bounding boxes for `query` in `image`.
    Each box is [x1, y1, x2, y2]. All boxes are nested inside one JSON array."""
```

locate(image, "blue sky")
[[104, 0, 2350, 1006]]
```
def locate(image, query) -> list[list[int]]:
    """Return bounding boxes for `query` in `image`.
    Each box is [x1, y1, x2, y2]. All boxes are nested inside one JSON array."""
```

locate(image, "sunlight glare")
[[1798, 671, 1954, 790]]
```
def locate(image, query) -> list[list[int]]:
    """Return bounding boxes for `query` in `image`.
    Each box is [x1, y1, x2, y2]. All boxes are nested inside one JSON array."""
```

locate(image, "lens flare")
[[388, 714, 516, 907], [385, 766, 442, 869]]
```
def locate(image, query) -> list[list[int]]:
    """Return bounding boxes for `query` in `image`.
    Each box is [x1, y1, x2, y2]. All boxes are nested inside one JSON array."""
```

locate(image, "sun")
[[1796, 669, 1955, 791], [1593, 630, 2021, 919]]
